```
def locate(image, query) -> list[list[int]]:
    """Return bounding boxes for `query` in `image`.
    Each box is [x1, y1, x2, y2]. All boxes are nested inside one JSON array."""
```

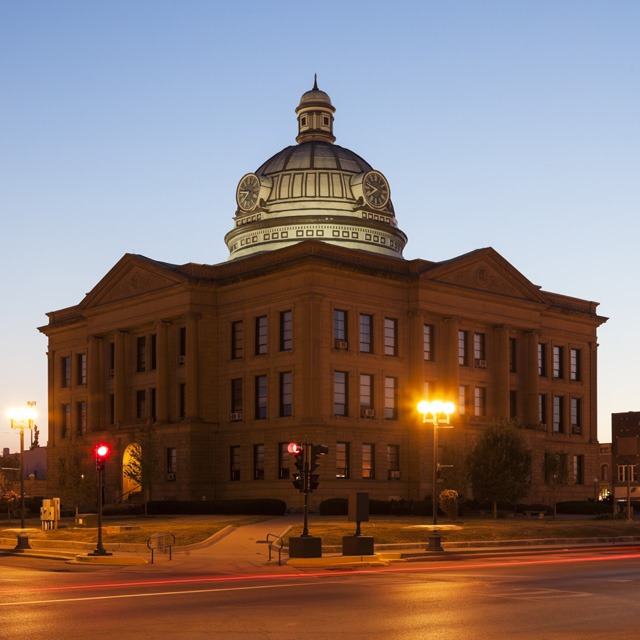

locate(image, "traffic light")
[[310, 444, 329, 471], [288, 442, 305, 492], [309, 473, 320, 492], [95, 443, 111, 471]]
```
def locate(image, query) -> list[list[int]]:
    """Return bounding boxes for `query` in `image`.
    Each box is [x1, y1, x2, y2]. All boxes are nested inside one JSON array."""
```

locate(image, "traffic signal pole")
[[301, 445, 310, 537], [89, 444, 112, 557]]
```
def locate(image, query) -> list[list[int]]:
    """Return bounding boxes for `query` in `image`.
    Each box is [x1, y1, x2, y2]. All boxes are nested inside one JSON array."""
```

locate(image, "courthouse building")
[[40, 81, 607, 508]]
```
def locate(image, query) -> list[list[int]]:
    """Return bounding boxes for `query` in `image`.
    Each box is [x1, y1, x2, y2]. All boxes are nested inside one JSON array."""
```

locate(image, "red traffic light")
[[95, 443, 110, 459], [287, 442, 303, 455]]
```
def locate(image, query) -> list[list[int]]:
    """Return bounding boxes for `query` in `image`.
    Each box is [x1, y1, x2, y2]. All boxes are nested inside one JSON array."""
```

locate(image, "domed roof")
[[225, 81, 408, 261]]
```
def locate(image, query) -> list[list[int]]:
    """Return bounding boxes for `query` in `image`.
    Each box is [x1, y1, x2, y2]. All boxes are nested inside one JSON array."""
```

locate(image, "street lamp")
[[7, 402, 37, 550], [417, 399, 455, 552]]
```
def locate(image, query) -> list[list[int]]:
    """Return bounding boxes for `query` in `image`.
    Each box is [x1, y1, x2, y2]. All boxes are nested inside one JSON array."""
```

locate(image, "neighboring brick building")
[[612, 411, 640, 502], [39, 82, 607, 509]]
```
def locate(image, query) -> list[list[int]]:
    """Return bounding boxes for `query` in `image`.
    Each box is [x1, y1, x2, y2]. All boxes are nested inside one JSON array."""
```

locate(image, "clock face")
[[236, 174, 261, 211], [362, 171, 390, 209]]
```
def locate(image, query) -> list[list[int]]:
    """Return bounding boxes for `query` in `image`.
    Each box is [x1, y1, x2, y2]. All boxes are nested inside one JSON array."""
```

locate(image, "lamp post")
[[417, 399, 455, 552], [7, 402, 37, 550], [593, 477, 599, 503]]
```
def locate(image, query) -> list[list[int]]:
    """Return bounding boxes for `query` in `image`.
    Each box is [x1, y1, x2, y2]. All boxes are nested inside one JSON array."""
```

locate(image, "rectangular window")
[[618, 465, 638, 483], [61, 356, 71, 388], [553, 346, 564, 379], [136, 389, 146, 419], [334, 371, 348, 416], [280, 310, 293, 351], [231, 320, 244, 359], [458, 330, 468, 366], [253, 444, 265, 480], [231, 378, 243, 415], [553, 395, 564, 433], [474, 387, 486, 417], [384, 318, 398, 356], [359, 313, 373, 353], [570, 348, 581, 381], [509, 337, 517, 373], [278, 442, 290, 479], [179, 383, 186, 419], [179, 327, 187, 362], [255, 316, 268, 355], [109, 342, 115, 376], [538, 343, 547, 376], [230, 446, 241, 481], [458, 386, 466, 415], [61, 403, 70, 438], [360, 374, 374, 415], [279, 371, 292, 417], [473, 332, 486, 362], [255, 375, 267, 419], [334, 309, 348, 345], [573, 455, 584, 485], [77, 353, 87, 385], [76, 401, 87, 436], [166, 447, 177, 480], [362, 443, 375, 479], [423, 324, 434, 362], [384, 376, 398, 420], [109, 394, 115, 425], [150, 334, 157, 371], [336, 442, 350, 479], [387, 444, 400, 480], [539, 393, 548, 426], [571, 397, 582, 434], [136, 336, 147, 372]]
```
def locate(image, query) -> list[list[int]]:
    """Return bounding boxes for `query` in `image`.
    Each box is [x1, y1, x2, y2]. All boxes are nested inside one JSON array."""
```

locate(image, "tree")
[[467, 420, 533, 519], [123, 421, 159, 515], [56, 437, 95, 514], [543, 451, 568, 519]]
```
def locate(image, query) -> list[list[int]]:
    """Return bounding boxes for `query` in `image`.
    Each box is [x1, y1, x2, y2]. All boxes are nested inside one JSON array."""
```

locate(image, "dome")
[[225, 81, 408, 260]]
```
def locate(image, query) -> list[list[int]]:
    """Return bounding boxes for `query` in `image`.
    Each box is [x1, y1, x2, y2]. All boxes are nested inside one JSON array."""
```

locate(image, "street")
[[2, 547, 640, 639]]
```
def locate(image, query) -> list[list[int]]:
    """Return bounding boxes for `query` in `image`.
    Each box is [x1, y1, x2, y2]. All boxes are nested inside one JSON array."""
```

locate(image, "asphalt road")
[[2, 547, 640, 639]]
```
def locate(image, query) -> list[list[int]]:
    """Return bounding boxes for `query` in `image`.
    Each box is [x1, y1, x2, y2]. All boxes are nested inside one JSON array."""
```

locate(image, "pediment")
[[80, 254, 185, 309], [425, 248, 547, 304]]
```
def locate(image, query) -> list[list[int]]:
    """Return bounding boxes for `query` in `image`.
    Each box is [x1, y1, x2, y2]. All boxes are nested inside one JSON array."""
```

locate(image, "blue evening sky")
[[1, 1, 638, 451]]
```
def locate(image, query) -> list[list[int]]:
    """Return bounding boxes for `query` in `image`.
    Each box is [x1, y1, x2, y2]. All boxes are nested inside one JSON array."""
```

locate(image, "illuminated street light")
[[7, 401, 37, 550], [418, 399, 455, 552]]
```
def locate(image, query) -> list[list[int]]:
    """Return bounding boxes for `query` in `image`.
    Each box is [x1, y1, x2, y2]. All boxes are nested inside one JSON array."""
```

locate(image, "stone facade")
[[39, 241, 606, 509]]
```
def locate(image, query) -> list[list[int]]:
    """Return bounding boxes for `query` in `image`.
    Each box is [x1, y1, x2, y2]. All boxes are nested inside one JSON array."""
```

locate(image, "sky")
[[1, 1, 638, 452]]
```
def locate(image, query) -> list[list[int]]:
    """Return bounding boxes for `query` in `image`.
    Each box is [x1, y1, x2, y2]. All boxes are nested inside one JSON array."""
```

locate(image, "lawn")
[[1, 514, 271, 546], [3, 513, 639, 548], [285, 516, 640, 546]]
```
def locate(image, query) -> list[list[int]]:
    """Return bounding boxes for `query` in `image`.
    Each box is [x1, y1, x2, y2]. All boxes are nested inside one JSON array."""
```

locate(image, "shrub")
[[556, 501, 612, 516], [439, 489, 459, 519], [319, 498, 348, 515], [146, 498, 286, 516]]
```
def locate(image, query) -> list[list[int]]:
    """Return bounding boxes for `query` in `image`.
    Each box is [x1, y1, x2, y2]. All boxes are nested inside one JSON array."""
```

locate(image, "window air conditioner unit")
[[166, 472, 176, 481], [178, 355, 186, 364], [388, 470, 401, 479], [230, 412, 243, 422], [361, 408, 375, 418], [475, 359, 487, 368], [539, 423, 547, 430], [334, 340, 348, 350]]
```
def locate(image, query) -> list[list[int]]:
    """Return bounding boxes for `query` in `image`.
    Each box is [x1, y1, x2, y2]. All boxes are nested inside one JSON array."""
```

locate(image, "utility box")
[[348, 492, 370, 523], [41, 498, 61, 530], [75, 513, 98, 528]]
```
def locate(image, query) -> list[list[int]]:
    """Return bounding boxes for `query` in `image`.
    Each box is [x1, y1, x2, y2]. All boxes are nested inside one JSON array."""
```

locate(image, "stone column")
[[524, 330, 540, 427], [47, 350, 56, 446], [442, 316, 460, 403], [155, 320, 170, 423], [186, 314, 200, 420], [494, 325, 510, 419], [589, 341, 599, 443], [114, 330, 127, 426], [87, 335, 102, 431]]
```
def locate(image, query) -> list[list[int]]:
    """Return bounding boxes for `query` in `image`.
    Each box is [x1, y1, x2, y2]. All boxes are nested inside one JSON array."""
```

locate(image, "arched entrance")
[[122, 443, 142, 499]]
